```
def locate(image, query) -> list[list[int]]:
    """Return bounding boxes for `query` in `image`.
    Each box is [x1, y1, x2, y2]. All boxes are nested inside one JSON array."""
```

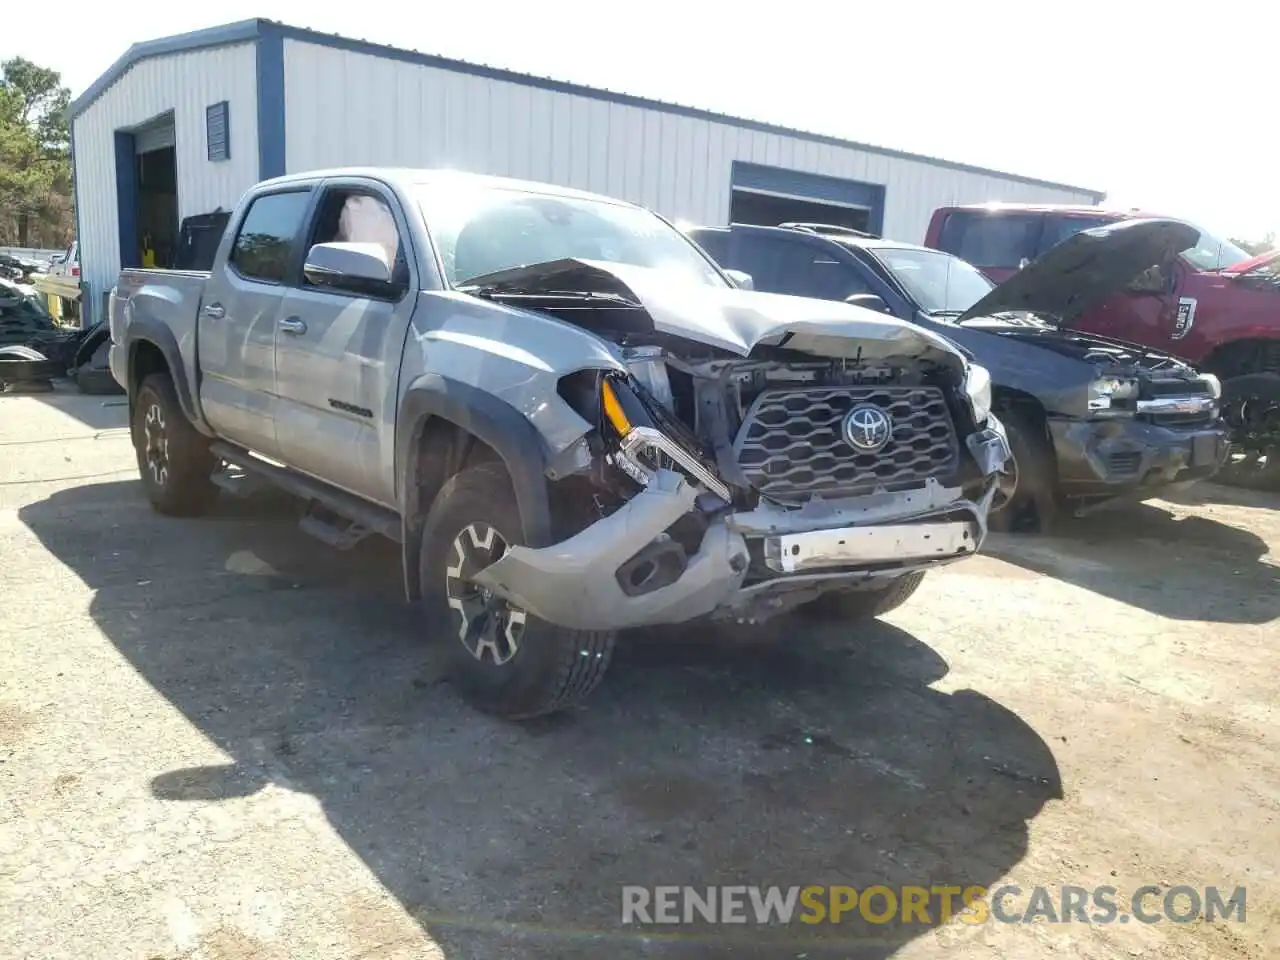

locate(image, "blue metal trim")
[[68, 20, 263, 120], [69, 18, 1104, 200], [69, 124, 88, 323], [114, 130, 139, 272], [731, 161, 887, 233], [255, 23, 286, 178]]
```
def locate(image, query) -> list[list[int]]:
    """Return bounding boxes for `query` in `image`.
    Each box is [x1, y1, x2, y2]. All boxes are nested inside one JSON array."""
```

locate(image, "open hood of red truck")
[[1220, 248, 1280, 276], [957, 218, 1199, 325]]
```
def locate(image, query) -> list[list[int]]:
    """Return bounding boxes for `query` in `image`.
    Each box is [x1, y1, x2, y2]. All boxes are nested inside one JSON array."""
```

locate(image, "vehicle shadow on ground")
[[21, 481, 1062, 960], [985, 498, 1278, 624], [1164, 479, 1279, 512]]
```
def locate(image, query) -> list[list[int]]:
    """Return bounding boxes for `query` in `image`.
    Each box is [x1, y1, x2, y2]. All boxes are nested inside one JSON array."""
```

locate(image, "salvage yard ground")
[[1, 387, 1277, 960]]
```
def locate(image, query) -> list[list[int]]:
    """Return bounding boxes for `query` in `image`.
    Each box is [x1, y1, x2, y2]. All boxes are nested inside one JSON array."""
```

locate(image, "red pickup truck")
[[925, 204, 1279, 486]]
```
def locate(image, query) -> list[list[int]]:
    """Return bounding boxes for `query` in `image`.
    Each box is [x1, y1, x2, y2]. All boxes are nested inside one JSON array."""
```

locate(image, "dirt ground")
[[1, 386, 1277, 960]]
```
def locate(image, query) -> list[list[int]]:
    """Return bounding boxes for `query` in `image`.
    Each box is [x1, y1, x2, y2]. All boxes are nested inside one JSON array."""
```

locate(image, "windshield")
[[416, 183, 727, 288], [1178, 226, 1252, 271], [0, 281, 53, 322], [869, 247, 994, 314]]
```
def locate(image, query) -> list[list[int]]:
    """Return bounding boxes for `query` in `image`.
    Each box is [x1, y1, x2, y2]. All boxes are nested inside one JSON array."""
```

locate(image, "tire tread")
[[421, 462, 616, 719]]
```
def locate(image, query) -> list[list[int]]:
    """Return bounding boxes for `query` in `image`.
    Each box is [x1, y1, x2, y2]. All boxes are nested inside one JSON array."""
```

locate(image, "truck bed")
[[114, 267, 211, 300], [109, 269, 212, 401]]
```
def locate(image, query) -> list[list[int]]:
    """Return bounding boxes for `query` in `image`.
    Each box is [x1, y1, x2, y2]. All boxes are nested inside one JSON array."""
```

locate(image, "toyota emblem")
[[842, 404, 893, 453]]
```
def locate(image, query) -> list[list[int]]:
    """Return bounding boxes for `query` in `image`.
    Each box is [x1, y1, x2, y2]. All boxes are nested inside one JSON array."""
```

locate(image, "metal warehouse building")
[[69, 18, 1103, 321]]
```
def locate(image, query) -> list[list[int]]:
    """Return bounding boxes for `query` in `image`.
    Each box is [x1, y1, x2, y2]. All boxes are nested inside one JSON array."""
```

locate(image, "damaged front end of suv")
[[458, 257, 1011, 629]]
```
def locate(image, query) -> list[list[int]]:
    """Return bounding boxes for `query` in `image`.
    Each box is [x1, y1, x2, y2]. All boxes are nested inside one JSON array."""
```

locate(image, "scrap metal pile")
[[0, 277, 119, 395]]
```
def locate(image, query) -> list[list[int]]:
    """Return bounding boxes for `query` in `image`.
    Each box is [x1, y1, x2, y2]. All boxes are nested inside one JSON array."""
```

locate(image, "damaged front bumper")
[[472, 421, 1012, 631], [1050, 412, 1230, 499]]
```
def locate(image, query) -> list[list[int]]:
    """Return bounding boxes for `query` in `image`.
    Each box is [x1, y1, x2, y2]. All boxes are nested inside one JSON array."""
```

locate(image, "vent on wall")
[[206, 101, 230, 162]]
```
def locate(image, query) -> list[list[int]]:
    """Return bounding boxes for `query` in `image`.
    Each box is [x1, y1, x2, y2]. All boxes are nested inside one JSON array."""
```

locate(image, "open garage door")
[[730, 190, 872, 233], [729, 161, 885, 235], [115, 112, 178, 271]]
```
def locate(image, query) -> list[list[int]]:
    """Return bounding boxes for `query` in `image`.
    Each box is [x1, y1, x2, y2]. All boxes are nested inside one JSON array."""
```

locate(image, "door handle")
[[278, 316, 307, 335], [201, 303, 225, 320]]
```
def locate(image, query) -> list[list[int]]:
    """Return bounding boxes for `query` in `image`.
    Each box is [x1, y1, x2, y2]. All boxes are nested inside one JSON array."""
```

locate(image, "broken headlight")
[[1088, 377, 1139, 415], [965, 362, 993, 423], [598, 374, 733, 503]]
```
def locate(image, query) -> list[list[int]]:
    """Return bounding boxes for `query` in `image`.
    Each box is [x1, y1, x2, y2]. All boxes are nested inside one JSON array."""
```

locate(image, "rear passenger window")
[[1036, 215, 1116, 256], [689, 230, 729, 264], [937, 213, 1042, 269], [229, 190, 312, 283], [723, 234, 792, 292], [802, 255, 872, 301]]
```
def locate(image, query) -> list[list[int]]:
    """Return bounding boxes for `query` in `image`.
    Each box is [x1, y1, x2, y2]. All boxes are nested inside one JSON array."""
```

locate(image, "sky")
[[7, 0, 1279, 242]]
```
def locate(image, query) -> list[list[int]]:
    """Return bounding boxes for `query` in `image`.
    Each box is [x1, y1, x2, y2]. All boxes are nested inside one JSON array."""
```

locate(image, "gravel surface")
[[2, 386, 1276, 959]]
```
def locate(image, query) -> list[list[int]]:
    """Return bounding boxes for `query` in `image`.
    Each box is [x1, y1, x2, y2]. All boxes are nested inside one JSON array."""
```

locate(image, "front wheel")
[[988, 407, 1058, 534], [798, 571, 927, 622], [420, 462, 615, 719], [132, 373, 217, 515], [1217, 373, 1280, 490]]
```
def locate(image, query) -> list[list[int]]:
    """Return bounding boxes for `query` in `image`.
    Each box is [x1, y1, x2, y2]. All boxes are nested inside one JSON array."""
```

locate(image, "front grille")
[[734, 385, 960, 502], [1144, 378, 1211, 398], [1139, 378, 1218, 428], [1107, 451, 1143, 476]]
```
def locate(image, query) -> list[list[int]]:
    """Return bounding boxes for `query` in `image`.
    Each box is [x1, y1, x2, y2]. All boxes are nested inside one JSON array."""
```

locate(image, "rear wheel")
[[132, 374, 217, 515], [1217, 373, 1280, 490], [988, 407, 1057, 534], [420, 462, 616, 719], [798, 571, 926, 622]]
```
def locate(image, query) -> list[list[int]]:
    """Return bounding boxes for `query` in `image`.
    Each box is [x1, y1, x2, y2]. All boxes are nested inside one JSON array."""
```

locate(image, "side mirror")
[[845, 293, 891, 313], [303, 242, 397, 295], [1125, 264, 1168, 295], [724, 269, 754, 291]]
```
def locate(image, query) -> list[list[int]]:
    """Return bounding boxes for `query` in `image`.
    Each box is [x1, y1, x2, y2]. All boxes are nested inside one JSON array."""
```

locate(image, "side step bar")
[[209, 441, 401, 549]]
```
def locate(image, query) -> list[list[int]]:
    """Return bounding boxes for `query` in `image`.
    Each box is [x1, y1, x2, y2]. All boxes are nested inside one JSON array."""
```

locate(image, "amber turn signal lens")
[[601, 379, 632, 437]]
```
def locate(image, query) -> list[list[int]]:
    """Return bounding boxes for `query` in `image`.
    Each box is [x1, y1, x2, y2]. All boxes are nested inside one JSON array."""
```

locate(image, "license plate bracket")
[[763, 520, 980, 574], [1192, 434, 1218, 466]]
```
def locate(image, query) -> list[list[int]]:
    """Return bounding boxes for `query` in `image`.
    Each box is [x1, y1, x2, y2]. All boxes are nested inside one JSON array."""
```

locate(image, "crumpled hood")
[[461, 258, 969, 368], [957, 218, 1199, 325]]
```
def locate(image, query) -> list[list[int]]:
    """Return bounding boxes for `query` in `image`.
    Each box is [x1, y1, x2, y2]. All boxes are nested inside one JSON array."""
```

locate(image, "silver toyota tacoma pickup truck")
[[109, 168, 1011, 718]]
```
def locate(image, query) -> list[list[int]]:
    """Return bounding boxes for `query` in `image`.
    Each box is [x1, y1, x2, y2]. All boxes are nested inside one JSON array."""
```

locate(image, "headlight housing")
[[1088, 377, 1139, 415], [964, 363, 993, 423], [598, 374, 733, 503]]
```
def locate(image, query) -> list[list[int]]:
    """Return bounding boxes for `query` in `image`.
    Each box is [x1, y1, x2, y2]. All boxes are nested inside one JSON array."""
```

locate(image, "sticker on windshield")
[[1172, 297, 1197, 340]]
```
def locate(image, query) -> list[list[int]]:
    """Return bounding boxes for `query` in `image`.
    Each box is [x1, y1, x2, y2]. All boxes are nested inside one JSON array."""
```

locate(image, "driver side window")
[[305, 188, 409, 295]]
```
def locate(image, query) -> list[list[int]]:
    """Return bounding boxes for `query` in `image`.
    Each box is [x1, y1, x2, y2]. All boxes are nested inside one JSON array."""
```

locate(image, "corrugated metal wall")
[[282, 40, 1096, 242], [72, 44, 260, 297]]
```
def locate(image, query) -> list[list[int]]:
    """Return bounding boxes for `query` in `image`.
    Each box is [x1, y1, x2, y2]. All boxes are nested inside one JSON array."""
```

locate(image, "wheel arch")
[[993, 386, 1052, 443], [1200, 338, 1280, 379], [125, 319, 209, 435], [396, 374, 556, 602]]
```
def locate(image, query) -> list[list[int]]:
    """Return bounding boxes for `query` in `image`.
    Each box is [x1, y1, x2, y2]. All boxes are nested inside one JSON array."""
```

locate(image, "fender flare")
[[397, 373, 556, 599], [125, 318, 210, 434]]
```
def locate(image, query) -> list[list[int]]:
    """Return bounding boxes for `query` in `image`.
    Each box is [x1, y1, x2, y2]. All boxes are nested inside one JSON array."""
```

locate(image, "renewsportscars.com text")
[[621, 884, 1246, 926]]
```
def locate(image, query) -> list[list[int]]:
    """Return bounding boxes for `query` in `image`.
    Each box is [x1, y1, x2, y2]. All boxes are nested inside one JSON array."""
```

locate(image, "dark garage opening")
[[135, 145, 178, 268], [730, 188, 873, 234]]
